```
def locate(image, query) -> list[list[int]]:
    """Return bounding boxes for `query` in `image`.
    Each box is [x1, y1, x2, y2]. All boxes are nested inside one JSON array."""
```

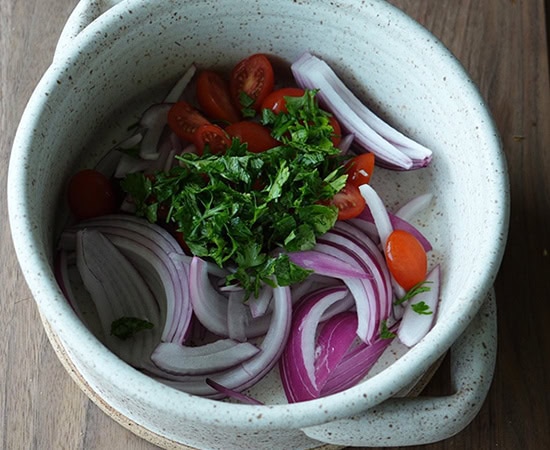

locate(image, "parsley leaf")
[[380, 320, 397, 339], [394, 280, 433, 306], [111, 317, 154, 340], [411, 301, 433, 315]]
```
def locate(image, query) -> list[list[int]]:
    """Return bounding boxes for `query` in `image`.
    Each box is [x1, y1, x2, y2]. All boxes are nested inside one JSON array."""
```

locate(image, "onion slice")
[[151, 340, 259, 375], [291, 52, 433, 170], [397, 265, 441, 347]]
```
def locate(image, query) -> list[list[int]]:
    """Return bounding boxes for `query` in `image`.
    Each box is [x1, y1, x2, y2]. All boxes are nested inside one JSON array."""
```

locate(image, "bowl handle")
[[301, 288, 497, 447], [54, 0, 124, 61]]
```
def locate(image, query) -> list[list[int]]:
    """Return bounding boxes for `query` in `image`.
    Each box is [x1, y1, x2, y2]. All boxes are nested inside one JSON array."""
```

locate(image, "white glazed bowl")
[[8, 1, 509, 449]]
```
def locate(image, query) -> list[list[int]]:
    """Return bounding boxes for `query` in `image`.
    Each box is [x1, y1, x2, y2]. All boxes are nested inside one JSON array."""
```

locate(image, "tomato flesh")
[[193, 124, 231, 155], [384, 229, 427, 291], [345, 153, 375, 187], [261, 87, 305, 114], [167, 101, 210, 142], [196, 70, 241, 123], [330, 182, 366, 220], [225, 121, 279, 153], [230, 54, 275, 114], [328, 116, 342, 147], [67, 169, 117, 220]]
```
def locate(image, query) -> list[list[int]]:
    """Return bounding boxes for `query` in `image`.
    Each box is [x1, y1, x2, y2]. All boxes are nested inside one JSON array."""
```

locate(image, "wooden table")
[[1, 1, 549, 449]]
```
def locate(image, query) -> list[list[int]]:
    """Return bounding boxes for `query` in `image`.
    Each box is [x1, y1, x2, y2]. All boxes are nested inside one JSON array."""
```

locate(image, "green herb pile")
[[121, 90, 347, 296]]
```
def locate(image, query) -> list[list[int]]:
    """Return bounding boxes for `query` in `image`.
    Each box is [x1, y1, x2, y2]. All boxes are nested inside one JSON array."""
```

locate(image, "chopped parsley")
[[394, 280, 432, 306], [380, 320, 397, 339], [121, 90, 347, 296], [111, 317, 154, 340], [411, 301, 433, 315]]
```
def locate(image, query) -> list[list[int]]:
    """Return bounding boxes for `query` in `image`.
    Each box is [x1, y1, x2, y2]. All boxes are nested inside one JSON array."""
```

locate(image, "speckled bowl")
[[8, 1, 509, 449]]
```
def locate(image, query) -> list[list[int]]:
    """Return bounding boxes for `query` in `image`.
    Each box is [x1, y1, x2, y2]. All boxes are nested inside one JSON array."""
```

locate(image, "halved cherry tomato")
[[330, 182, 366, 220], [230, 54, 275, 114], [328, 116, 342, 147], [345, 153, 375, 187], [384, 229, 427, 291], [225, 121, 279, 153], [260, 87, 305, 114], [167, 101, 210, 142], [196, 70, 241, 123], [193, 124, 231, 155], [67, 169, 117, 220]]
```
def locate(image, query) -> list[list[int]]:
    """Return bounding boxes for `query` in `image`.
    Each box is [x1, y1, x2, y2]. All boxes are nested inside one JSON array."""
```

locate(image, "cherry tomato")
[[196, 70, 241, 123], [260, 87, 305, 114], [345, 153, 375, 187], [330, 182, 366, 220], [328, 116, 342, 147], [67, 169, 117, 220], [167, 101, 210, 142], [230, 54, 275, 114], [225, 121, 279, 153], [193, 124, 231, 155], [384, 229, 427, 291]]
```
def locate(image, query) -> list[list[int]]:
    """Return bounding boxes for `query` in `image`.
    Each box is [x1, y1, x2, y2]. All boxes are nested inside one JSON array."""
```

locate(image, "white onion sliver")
[[151, 340, 259, 375], [75, 230, 161, 367], [398, 265, 441, 347], [394, 192, 434, 222], [358, 183, 393, 249], [164, 63, 197, 102]]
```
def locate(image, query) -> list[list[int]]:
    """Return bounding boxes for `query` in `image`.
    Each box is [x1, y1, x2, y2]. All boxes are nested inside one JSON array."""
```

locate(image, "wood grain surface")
[[1, 1, 549, 449]]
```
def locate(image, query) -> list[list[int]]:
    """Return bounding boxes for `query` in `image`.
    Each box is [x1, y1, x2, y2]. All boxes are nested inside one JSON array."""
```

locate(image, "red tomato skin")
[[260, 87, 305, 114], [193, 124, 231, 155], [225, 121, 279, 153], [67, 169, 117, 220], [345, 153, 375, 187], [196, 70, 241, 123], [167, 101, 211, 142], [230, 54, 275, 113], [384, 229, 428, 291], [330, 183, 366, 220], [328, 116, 342, 147]]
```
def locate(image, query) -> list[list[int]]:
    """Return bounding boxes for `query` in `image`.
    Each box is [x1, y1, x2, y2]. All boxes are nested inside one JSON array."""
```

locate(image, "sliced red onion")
[[138, 103, 174, 160], [114, 153, 153, 178], [62, 215, 192, 344], [287, 250, 372, 280], [75, 229, 161, 368], [54, 249, 90, 323], [337, 133, 355, 154], [355, 208, 432, 252], [279, 286, 350, 402], [151, 340, 259, 375], [188, 256, 271, 339], [358, 183, 393, 249], [314, 312, 358, 391], [398, 265, 440, 347], [164, 63, 197, 103], [227, 290, 249, 342], [149, 286, 292, 397], [320, 331, 394, 396], [247, 283, 274, 318], [291, 53, 432, 170], [205, 379, 264, 405], [394, 192, 434, 222]]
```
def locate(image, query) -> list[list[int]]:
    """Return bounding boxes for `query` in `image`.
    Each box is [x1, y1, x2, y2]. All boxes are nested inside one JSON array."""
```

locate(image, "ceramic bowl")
[[7, 0, 509, 449]]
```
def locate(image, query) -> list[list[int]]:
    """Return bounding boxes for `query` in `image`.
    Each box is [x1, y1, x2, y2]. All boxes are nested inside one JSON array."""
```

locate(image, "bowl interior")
[[8, 0, 508, 438]]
